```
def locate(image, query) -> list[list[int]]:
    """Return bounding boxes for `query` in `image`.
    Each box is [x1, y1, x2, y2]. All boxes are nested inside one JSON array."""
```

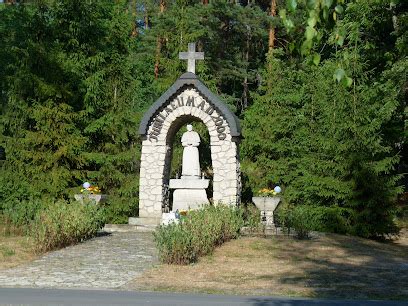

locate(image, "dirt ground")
[[125, 230, 408, 300], [0, 222, 37, 270]]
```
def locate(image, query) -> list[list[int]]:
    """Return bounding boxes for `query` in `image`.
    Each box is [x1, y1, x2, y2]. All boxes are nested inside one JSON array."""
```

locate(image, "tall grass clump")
[[154, 205, 244, 265], [31, 200, 105, 253]]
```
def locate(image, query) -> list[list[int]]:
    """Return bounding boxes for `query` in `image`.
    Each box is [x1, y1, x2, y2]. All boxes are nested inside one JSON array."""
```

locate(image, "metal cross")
[[179, 42, 204, 74]]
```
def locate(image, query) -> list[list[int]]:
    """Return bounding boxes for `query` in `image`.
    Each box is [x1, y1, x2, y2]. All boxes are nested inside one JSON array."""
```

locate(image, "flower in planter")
[[257, 186, 281, 197], [80, 182, 102, 194]]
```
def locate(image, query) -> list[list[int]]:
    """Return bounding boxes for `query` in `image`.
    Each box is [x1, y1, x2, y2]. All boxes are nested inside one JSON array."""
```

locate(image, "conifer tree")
[[242, 0, 407, 236], [0, 1, 151, 221]]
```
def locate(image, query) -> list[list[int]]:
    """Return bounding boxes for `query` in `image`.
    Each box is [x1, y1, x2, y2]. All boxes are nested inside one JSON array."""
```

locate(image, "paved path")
[[0, 232, 157, 289], [1, 288, 407, 306]]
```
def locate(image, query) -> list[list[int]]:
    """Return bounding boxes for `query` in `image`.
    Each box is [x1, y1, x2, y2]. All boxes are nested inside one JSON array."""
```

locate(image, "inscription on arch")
[[148, 95, 227, 142]]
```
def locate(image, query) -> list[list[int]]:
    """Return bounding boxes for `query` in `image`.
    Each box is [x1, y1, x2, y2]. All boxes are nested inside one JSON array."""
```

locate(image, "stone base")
[[128, 217, 161, 226], [74, 194, 108, 204], [172, 189, 209, 211], [161, 212, 179, 226], [260, 210, 275, 228], [169, 178, 209, 189]]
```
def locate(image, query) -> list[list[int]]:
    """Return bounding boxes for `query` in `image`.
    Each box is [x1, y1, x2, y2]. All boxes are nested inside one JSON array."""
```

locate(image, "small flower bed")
[[80, 181, 101, 194], [257, 186, 281, 197]]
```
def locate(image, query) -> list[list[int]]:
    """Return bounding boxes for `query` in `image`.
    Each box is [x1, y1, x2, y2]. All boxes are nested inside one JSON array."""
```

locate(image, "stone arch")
[[138, 73, 241, 220]]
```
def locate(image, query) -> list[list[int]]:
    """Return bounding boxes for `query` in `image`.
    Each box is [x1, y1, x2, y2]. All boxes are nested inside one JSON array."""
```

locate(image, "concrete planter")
[[252, 196, 281, 228], [74, 194, 108, 205], [252, 196, 281, 211]]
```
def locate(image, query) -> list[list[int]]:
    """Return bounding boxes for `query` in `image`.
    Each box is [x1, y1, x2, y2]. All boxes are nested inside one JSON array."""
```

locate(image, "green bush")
[[102, 195, 138, 224], [241, 203, 262, 232], [154, 205, 244, 265], [30, 200, 105, 253], [276, 205, 353, 239], [0, 167, 40, 215], [2, 198, 46, 230]]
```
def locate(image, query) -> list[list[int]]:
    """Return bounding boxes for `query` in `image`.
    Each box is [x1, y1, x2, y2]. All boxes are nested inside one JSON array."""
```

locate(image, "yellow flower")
[[258, 187, 279, 197], [80, 184, 102, 194]]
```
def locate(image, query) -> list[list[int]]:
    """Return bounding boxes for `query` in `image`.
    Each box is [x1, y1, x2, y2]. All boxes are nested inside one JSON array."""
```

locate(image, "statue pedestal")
[[169, 178, 209, 211]]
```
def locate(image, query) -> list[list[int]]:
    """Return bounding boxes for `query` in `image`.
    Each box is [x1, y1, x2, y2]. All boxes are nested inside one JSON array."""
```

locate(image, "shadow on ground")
[[270, 232, 408, 300], [247, 297, 406, 306]]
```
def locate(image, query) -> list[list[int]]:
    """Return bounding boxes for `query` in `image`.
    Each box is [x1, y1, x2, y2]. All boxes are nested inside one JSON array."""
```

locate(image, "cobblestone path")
[[0, 232, 158, 289]]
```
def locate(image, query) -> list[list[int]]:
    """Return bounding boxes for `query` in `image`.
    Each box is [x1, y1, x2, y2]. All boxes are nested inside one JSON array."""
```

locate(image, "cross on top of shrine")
[[179, 42, 204, 74]]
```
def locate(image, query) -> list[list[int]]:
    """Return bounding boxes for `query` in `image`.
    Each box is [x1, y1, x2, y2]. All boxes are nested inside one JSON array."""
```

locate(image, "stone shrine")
[[130, 42, 242, 227], [169, 124, 210, 211]]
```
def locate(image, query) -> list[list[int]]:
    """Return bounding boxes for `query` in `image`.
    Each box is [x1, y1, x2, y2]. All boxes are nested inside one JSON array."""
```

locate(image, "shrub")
[[30, 200, 105, 253], [154, 205, 244, 265], [102, 195, 138, 224], [154, 222, 197, 264], [2, 198, 46, 230], [0, 168, 31, 206], [276, 205, 353, 239], [241, 203, 262, 232]]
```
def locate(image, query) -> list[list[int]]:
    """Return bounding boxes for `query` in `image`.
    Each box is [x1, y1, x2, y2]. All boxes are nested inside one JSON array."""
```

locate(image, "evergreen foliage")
[[0, 1, 151, 222], [0, 0, 406, 237], [242, 0, 406, 237], [276, 204, 353, 239]]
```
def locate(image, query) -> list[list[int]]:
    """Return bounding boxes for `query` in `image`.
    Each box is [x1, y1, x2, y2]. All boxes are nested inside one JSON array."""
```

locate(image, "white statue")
[[181, 124, 201, 177], [169, 124, 209, 212]]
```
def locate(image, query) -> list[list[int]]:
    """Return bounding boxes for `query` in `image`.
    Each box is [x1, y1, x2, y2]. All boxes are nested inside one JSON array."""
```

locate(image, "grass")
[[125, 230, 408, 300], [0, 215, 37, 270], [1, 245, 16, 257]]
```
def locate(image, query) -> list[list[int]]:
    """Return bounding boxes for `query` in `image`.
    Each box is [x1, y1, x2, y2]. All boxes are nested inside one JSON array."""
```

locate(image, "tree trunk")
[[267, 0, 277, 92], [154, 38, 162, 79], [268, 0, 277, 53], [131, 0, 138, 37], [154, 0, 166, 79], [241, 28, 250, 112], [144, 2, 149, 29], [159, 0, 166, 13], [390, 1, 398, 31]]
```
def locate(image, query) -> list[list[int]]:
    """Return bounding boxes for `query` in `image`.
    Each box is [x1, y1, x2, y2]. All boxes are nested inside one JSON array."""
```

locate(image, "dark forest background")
[[0, 0, 406, 237]]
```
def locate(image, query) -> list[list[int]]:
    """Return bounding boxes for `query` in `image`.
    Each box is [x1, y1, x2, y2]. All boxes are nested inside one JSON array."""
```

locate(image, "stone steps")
[[129, 217, 161, 226], [102, 224, 157, 233]]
